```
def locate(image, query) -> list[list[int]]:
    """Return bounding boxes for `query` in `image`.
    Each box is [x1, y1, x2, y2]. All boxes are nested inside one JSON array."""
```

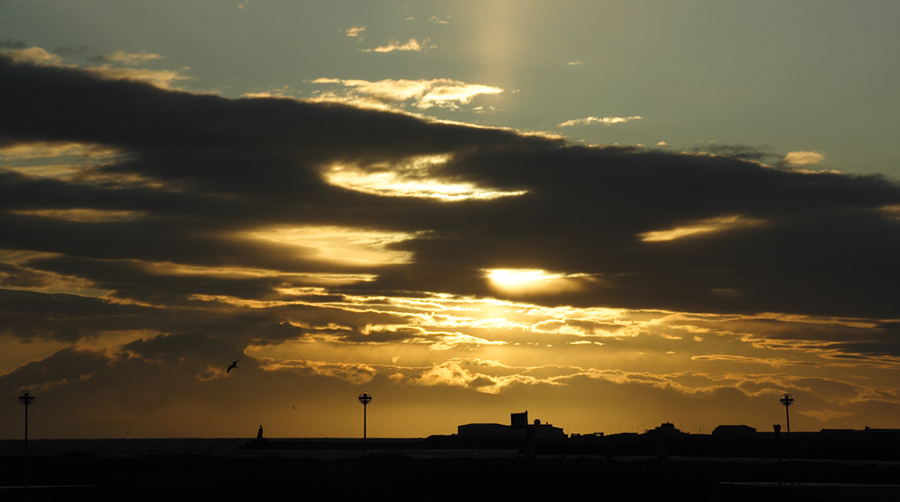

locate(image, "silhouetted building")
[[458, 411, 565, 439], [511, 412, 528, 428], [570, 432, 604, 438], [458, 423, 514, 438], [645, 422, 684, 437], [713, 425, 757, 439], [820, 428, 855, 440], [859, 427, 900, 441], [530, 418, 566, 439]]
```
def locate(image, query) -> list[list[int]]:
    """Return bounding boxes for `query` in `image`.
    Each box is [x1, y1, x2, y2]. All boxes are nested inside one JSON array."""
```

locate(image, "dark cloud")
[[686, 143, 778, 163], [2, 52, 899, 324], [372, 146, 900, 317], [0, 39, 29, 50], [53, 45, 91, 57], [0, 346, 109, 392], [2, 53, 900, 439]]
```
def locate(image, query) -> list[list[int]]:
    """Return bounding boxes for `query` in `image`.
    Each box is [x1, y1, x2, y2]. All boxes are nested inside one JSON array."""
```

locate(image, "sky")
[[1, 1, 899, 439]]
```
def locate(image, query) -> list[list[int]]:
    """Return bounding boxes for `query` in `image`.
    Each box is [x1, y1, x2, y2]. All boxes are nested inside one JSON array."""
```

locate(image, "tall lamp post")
[[780, 393, 794, 485], [358, 391, 372, 455], [780, 393, 794, 435], [18, 391, 35, 489]]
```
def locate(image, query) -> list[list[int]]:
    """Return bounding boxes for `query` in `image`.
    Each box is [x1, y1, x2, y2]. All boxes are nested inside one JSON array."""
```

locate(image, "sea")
[[3, 437, 899, 468], [3, 438, 900, 500], [0, 438, 519, 460]]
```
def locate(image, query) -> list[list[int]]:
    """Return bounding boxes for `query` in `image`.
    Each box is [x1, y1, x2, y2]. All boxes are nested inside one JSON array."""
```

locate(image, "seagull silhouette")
[[227, 360, 239, 373]]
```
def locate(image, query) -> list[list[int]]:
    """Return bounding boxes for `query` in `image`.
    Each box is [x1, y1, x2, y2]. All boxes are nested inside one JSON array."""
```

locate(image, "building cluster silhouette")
[[243, 407, 900, 462], [428, 415, 900, 460]]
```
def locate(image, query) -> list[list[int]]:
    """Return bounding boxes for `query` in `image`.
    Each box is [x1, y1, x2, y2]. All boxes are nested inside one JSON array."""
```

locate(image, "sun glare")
[[324, 156, 527, 201], [10, 208, 146, 222], [640, 215, 764, 242], [881, 205, 900, 220], [247, 225, 417, 266], [486, 268, 588, 295]]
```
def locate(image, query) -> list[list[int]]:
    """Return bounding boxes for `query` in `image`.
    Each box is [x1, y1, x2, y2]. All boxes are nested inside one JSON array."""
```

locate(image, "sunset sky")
[[2, 1, 900, 439]]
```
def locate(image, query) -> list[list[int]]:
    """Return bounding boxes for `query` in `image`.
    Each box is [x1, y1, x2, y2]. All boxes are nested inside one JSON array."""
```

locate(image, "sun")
[[486, 268, 587, 296], [488, 269, 555, 287]]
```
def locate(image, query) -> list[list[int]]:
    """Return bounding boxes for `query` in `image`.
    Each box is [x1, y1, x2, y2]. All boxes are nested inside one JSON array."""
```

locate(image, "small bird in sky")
[[227, 360, 239, 373]]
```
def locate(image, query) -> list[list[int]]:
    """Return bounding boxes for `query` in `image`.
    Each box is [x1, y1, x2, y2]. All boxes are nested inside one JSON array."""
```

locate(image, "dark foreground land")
[[1, 451, 899, 501]]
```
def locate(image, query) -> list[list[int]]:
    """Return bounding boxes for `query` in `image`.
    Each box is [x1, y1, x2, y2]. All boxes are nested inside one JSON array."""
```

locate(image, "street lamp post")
[[780, 393, 794, 485], [18, 391, 35, 489], [358, 392, 372, 455], [780, 393, 794, 435]]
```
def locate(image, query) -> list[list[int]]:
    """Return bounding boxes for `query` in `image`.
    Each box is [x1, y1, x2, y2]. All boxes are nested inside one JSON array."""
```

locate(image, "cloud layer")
[[2, 52, 900, 438]]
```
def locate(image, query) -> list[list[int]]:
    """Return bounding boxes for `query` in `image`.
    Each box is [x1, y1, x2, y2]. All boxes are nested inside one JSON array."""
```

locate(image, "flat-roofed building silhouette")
[[712, 424, 757, 440], [458, 411, 565, 439]]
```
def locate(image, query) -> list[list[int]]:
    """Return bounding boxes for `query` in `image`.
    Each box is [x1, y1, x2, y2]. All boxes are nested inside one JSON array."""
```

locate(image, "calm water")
[[5, 439, 898, 467], [0, 438, 518, 460]]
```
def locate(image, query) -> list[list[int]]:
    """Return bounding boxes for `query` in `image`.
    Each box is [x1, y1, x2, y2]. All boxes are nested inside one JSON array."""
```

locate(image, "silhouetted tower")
[[780, 393, 794, 435], [780, 393, 794, 485], [359, 391, 372, 455], [18, 391, 34, 488]]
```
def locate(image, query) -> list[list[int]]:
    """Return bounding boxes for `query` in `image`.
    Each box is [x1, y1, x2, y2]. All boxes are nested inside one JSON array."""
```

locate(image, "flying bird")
[[227, 360, 239, 373]]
